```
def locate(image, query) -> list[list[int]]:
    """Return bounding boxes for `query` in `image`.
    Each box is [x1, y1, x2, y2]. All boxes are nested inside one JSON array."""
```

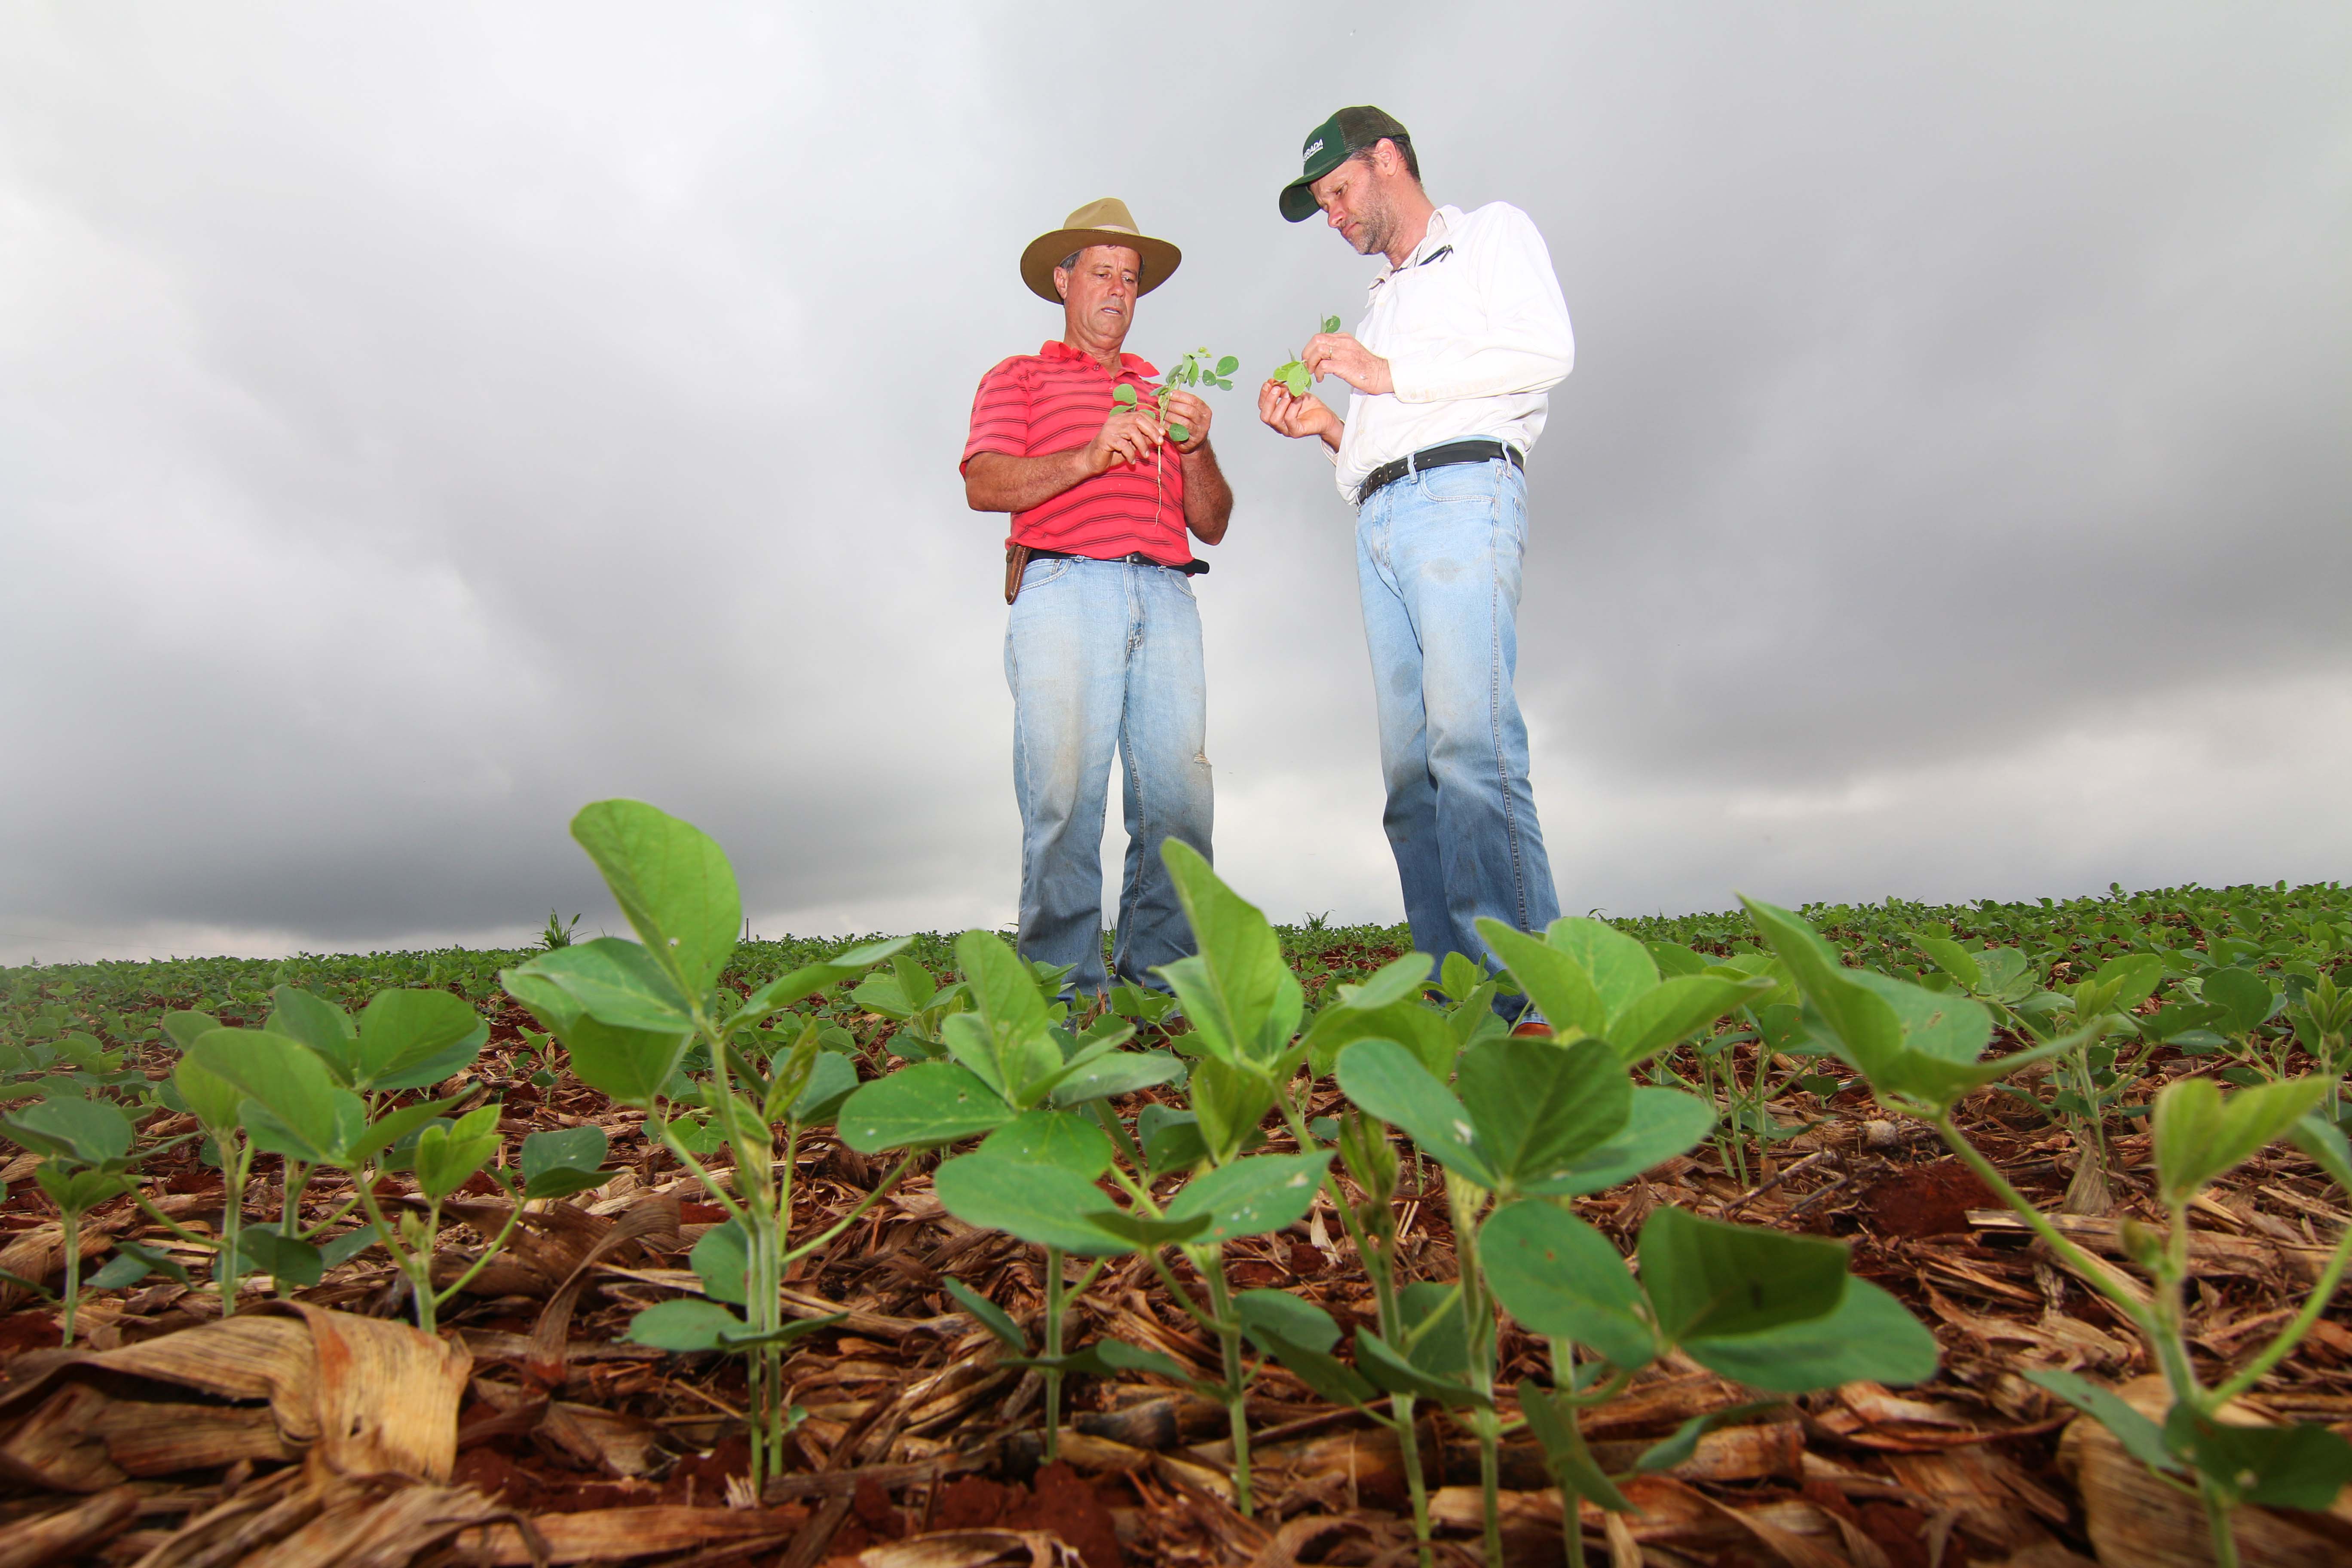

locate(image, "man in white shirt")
[[1259, 107, 1574, 1017]]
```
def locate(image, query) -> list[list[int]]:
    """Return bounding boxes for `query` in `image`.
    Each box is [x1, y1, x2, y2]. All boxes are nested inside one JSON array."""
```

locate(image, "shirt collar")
[[1374, 205, 1464, 285], [1040, 339, 1158, 379]]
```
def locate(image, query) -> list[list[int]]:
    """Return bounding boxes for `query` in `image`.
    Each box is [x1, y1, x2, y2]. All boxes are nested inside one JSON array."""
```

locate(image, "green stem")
[[429, 1186, 530, 1309], [779, 1150, 920, 1265], [1145, 1248, 1224, 1337], [348, 1178, 430, 1332], [129, 1189, 214, 1247], [1391, 1393, 1433, 1568], [297, 1192, 364, 1240], [1321, 1168, 1429, 1561], [1936, 1113, 2156, 1335], [58, 1207, 83, 1346], [219, 1137, 251, 1315], [649, 1116, 749, 1226], [281, 1161, 309, 1237], [1197, 1248, 1253, 1516], [1558, 1339, 1588, 1568], [1092, 1100, 1149, 1177], [2200, 1475, 2242, 1568], [1446, 1180, 1503, 1568], [1044, 1244, 1066, 1463]]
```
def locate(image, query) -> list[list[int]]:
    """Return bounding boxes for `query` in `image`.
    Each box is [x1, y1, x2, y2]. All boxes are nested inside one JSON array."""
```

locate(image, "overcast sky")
[[4, 3, 2348, 966]]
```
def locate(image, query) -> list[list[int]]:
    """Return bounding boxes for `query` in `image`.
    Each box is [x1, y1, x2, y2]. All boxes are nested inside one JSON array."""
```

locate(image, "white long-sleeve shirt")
[[1332, 201, 1576, 500]]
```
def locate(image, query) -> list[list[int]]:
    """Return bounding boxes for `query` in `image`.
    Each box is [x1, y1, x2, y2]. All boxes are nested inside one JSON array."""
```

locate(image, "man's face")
[[1054, 245, 1143, 343], [1310, 146, 1396, 258]]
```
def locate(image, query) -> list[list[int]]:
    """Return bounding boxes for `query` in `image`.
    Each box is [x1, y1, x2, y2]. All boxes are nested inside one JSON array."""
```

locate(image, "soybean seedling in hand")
[[1112, 345, 1237, 444], [1272, 316, 1342, 396]]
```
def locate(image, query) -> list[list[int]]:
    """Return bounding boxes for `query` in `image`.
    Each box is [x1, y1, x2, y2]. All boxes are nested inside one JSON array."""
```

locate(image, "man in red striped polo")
[[961, 199, 1234, 998]]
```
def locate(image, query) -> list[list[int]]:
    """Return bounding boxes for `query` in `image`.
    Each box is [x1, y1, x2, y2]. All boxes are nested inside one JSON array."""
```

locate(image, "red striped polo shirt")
[[960, 340, 1193, 564]]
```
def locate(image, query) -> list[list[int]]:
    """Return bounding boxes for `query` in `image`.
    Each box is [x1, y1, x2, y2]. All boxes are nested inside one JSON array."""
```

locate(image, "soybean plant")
[[500, 799, 913, 1493], [1326, 914, 1934, 1567], [835, 928, 1184, 1464], [181, 1022, 601, 1333], [1271, 316, 1343, 396], [1747, 896, 2352, 1568], [1110, 346, 1237, 444], [0, 1095, 190, 1343]]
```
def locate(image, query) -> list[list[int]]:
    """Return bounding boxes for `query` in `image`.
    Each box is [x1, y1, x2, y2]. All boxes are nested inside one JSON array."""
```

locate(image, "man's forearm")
[[1181, 442, 1233, 545], [965, 448, 1097, 513]]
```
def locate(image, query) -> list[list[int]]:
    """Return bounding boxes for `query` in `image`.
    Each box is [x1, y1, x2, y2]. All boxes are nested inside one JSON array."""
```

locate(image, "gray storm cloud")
[[3, 3, 2347, 964]]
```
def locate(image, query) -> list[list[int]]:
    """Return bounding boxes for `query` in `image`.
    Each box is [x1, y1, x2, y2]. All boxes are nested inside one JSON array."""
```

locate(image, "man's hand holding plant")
[[1261, 314, 1351, 450], [1087, 403, 1167, 472], [1163, 388, 1213, 454], [1301, 330, 1393, 394]]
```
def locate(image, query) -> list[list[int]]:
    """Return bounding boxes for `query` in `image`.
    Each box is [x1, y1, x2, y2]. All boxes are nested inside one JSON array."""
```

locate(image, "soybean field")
[[2, 811, 2348, 1568]]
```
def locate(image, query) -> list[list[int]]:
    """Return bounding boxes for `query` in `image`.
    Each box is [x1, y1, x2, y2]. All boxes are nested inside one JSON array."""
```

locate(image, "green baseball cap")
[[1279, 105, 1410, 222]]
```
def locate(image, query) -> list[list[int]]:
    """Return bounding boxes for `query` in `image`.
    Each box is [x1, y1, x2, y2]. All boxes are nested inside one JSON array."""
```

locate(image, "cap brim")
[[1019, 229, 1182, 303], [1278, 142, 1353, 223]]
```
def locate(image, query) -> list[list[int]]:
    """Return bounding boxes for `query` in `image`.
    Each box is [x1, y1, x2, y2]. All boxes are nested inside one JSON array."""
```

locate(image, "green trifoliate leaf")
[[1675, 1279, 1937, 1391], [511, 939, 696, 1035], [520, 1124, 612, 1199], [189, 1029, 361, 1166], [627, 1298, 744, 1352], [266, 986, 361, 1083], [411, 1103, 501, 1203], [2153, 1075, 2330, 1207], [785, 1051, 861, 1127], [355, 989, 487, 1092], [738, 936, 912, 1022], [1481, 1200, 1655, 1370], [2200, 966, 2277, 1036], [1477, 919, 1605, 1038], [569, 799, 742, 1004], [932, 1151, 1133, 1256], [1163, 1150, 1332, 1243], [1541, 916, 1660, 1019], [1234, 1288, 1342, 1355], [1045, 1047, 1184, 1108], [172, 1057, 243, 1134], [836, 1062, 1017, 1153], [1454, 1038, 1631, 1192], [979, 1109, 1112, 1178], [2162, 1406, 2352, 1510], [1637, 1205, 1847, 1347], [1335, 1039, 1494, 1187], [2, 1093, 134, 1166], [1157, 840, 1300, 1067], [1303, 993, 1454, 1081], [1522, 1088, 1714, 1197], [502, 966, 691, 1109]]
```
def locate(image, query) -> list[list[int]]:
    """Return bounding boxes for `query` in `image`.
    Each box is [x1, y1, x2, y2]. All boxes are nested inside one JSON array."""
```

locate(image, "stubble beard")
[[1350, 191, 1395, 258]]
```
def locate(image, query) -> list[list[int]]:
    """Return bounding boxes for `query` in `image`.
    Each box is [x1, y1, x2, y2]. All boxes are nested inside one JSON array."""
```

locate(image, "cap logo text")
[[1303, 137, 1324, 158]]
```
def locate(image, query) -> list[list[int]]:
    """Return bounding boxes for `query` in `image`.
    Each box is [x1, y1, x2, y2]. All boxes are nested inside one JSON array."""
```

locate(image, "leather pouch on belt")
[[1004, 544, 1032, 606]]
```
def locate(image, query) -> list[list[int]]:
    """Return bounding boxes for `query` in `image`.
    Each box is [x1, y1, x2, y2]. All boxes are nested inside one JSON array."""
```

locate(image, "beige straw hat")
[[1019, 198, 1182, 303]]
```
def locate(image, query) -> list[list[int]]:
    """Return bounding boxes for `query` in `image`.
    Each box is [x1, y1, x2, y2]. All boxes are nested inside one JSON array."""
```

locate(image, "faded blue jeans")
[[1005, 554, 1213, 995], [1356, 457, 1561, 1000]]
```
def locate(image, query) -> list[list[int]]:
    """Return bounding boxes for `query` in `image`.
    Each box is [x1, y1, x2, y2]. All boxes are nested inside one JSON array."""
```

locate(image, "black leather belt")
[[1356, 439, 1523, 506], [1027, 548, 1208, 576]]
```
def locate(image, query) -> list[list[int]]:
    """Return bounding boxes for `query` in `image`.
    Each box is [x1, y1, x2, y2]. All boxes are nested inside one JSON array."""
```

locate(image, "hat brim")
[[1020, 229, 1182, 304]]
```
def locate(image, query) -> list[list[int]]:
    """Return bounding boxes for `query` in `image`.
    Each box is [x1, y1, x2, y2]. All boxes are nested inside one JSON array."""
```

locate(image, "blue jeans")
[[1356, 458, 1560, 999], [1005, 555, 1214, 995]]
